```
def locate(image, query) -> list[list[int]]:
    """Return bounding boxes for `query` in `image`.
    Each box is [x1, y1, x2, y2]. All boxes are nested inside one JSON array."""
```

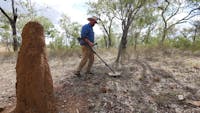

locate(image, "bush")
[[172, 37, 192, 49], [190, 39, 200, 51]]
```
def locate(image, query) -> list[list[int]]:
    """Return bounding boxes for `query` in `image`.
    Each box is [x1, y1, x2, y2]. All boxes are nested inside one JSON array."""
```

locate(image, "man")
[[75, 16, 98, 77]]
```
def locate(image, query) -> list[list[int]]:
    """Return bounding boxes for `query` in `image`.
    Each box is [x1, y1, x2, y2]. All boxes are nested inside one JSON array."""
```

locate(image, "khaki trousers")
[[77, 45, 94, 72]]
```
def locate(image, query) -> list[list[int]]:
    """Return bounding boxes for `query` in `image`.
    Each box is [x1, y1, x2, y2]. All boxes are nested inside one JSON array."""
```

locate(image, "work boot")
[[74, 71, 81, 77]]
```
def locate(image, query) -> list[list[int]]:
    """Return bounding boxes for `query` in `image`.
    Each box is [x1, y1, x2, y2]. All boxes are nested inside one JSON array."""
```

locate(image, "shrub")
[[172, 37, 192, 49]]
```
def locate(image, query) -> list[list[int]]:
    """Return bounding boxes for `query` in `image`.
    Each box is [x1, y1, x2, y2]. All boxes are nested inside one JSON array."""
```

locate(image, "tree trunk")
[[116, 39, 122, 63], [103, 35, 108, 48], [108, 34, 112, 47], [0, 0, 18, 52], [193, 28, 197, 44], [144, 27, 151, 44], [11, 22, 18, 51], [134, 36, 137, 51], [160, 29, 167, 46], [6, 41, 11, 52], [14, 22, 57, 113], [107, 17, 114, 48], [116, 28, 128, 63]]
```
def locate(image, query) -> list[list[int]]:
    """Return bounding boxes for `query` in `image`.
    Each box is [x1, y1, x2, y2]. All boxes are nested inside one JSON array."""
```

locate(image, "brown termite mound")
[[14, 21, 57, 113]]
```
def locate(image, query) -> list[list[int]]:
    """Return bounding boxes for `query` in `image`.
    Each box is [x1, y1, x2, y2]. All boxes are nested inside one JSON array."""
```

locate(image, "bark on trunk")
[[134, 36, 137, 51], [14, 22, 57, 113], [116, 39, 122, 63], [103, 35, 108, 48], [193, 28, 197, 44], [11, 22, 18, 51], [0, 0, 18, 51], [160, 29, 167, 46], [144, 27, 152, 44], [116, 28, 128, 63], [108, 34, 112, 47]]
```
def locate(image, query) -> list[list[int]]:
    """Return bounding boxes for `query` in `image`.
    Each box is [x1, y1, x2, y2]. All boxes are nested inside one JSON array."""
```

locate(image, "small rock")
[[136, 75, 144, 81], [100, 87, 107, 93], [153, 76, 160, 82], [169, 84, 177, 89], [178, 95, 184, 100], [88, 103, 95, 110]]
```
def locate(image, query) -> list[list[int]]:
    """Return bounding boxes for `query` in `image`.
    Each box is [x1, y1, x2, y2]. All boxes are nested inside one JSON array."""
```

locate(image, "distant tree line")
[[0, 0, 200, 63]]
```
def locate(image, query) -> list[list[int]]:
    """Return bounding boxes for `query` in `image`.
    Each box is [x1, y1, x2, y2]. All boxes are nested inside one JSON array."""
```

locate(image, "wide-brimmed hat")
[[87, 16, 98, 23]]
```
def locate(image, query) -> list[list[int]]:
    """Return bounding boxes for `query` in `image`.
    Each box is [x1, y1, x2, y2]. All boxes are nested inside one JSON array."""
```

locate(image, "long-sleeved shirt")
[[80, 23, 94, 45]]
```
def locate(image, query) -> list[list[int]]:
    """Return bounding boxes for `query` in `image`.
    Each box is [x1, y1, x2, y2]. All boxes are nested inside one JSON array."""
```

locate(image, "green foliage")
[[110, 33, 119, 47], [35, 16, 56, 38], [0, 15, 12, 50], [59, 14, 81, 48], [173, 37, 192, 49], [87, 0, 117, 48], [96, 36, 106, 48], [191, 42, 200, 51], [145, 37, 160, 47], [49, 35, 67, 50]]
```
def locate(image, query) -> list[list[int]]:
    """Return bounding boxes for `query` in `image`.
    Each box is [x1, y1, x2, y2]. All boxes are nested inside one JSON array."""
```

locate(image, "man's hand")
[[89, 42, 94, 47], [84, 38, 94, 47]]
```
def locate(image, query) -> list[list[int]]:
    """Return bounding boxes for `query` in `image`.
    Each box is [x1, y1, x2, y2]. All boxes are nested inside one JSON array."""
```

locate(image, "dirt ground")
[[1, 49, 200, 113]]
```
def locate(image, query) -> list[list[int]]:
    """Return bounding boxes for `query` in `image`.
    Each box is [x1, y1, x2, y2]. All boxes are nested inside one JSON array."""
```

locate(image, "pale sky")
[[0, 0, 102, 34], [1, 0, 197, 35], [33, 0, 102, 34], [34, 0, 89, 24]]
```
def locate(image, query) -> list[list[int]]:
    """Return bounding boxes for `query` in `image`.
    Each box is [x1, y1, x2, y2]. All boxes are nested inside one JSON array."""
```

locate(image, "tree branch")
[[181, 7, 200, 20], [167, 7, 200, 29], [100, 19, 109, 38], [129, 0, 144, 25], [108, 16, 115, 34], [12, 0, 18, 22], [160, 0, 171, 29], [166, 4, 180, 21], [0, 7, 12, 22]]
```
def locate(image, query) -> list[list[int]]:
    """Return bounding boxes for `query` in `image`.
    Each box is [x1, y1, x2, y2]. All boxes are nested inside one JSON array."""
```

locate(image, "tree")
[[112, 0, 146, 63], [59, 14, 81, 48], [0, 21, 12, 51], [35, 16, 56, 38], [191, 20, 200, 44], [157, 0, 200, 45], [17, 0, 37, 19], [88, 0, 116, 48], [139, 3, 157, 45], [128, 2, 158, 48], [0, 0, 18, 51]]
